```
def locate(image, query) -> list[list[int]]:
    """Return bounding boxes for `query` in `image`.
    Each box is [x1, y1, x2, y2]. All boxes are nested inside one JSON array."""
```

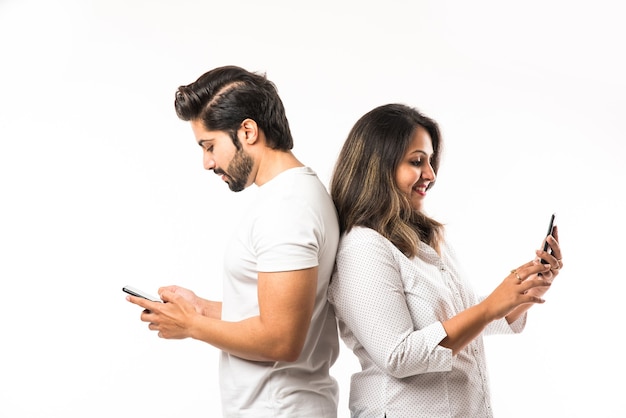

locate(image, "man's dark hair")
[[174, 65, 294, 150]]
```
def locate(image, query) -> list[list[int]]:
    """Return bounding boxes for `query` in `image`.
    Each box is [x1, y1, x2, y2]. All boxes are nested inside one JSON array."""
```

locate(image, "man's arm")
[[134, 267, 318, 362]]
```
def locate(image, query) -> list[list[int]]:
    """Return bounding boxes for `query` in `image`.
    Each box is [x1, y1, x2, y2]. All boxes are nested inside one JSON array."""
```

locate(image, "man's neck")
[[254, 149, 304, 187]]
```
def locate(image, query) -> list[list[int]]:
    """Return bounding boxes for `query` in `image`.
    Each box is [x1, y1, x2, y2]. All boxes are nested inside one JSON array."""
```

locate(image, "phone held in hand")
[[122, 285, 161, 302], [540, 213, 556, 264]]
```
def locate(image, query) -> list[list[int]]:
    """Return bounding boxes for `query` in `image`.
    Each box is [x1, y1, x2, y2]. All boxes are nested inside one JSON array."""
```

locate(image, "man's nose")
[[203, 153, 215, 170]]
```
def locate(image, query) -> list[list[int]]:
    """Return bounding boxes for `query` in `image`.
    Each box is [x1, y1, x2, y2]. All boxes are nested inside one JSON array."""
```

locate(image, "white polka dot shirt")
[[328, 227, 526, 418]]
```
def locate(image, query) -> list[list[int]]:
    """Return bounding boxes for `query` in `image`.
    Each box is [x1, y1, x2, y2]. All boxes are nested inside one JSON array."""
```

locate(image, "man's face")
[[190, 119, 254, 192]]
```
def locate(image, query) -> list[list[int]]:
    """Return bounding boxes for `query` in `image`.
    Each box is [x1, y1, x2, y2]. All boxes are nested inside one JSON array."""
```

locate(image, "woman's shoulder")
[[341, 226, 385, 242], [339, 226, 398, 256]]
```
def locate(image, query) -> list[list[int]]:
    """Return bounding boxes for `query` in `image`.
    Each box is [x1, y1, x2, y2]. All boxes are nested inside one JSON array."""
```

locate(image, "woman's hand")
[[441, 260, 551, 354], [504, 225, 563, 322], [523, 224, 563, 301], [481, 261, 553, 322], [532, 224, 563, 285]]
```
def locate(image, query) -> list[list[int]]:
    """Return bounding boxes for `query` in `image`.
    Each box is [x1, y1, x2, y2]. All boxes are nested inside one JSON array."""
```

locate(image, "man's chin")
[[227, 182, 246, 192]]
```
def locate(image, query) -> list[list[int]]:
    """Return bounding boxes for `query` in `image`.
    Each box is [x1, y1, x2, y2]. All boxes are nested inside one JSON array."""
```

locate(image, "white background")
[[1, 1, 624, 417]]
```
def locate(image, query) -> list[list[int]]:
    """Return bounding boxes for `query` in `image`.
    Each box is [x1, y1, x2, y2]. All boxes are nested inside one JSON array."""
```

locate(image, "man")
[[126, 66, 340, 417]]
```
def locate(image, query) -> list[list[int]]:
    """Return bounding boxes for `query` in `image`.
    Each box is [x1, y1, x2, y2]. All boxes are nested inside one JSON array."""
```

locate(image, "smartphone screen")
[[540, 213, 556, 264], [122, 285, 161, 302]]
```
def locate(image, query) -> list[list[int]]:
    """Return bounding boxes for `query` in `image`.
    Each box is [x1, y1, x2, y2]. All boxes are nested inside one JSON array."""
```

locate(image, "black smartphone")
[[122, 285, 161, 302], [540, 213, 556, 264]]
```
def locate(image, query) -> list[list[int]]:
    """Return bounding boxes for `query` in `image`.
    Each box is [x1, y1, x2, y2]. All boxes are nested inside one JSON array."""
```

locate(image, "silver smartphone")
[[122, 285, 161, 302]]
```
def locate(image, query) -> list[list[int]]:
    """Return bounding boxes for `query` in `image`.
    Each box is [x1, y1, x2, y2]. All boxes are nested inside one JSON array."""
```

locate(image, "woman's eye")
[[411, 160, 423, 167]]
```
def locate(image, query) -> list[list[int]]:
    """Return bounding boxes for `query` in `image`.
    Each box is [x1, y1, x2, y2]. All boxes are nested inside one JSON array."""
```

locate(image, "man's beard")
[[219, 147, 254, 192]]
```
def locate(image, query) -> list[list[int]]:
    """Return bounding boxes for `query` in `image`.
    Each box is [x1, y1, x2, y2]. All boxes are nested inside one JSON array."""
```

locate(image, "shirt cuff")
[[423, 322, 453, 373], [507, 311, 527, 333]]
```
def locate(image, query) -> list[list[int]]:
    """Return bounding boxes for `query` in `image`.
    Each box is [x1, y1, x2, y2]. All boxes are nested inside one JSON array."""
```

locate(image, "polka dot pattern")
[[329, 227, 519, 417]]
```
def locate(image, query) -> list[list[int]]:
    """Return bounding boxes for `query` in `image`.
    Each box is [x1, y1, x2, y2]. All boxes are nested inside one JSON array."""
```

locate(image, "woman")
[[328, 103, 562, 417]]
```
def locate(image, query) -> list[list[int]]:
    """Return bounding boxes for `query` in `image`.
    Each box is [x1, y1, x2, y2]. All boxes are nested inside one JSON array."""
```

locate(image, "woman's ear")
[[238, 118, 259, 145]]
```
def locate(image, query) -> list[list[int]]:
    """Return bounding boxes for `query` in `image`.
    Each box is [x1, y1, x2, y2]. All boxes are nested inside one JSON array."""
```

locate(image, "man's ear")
[[238, 119, 259, 145]]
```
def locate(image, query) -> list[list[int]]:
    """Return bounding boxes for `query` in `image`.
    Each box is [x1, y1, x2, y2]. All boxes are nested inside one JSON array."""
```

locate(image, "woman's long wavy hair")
[[330, 103, 445, 257]]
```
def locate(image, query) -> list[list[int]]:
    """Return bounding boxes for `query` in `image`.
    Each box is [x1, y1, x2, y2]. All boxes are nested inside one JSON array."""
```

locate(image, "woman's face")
[[395, 125, 436, 211]]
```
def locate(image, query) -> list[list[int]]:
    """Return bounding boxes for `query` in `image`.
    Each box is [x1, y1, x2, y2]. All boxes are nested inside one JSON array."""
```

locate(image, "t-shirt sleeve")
[[252, 195, 321, 273]]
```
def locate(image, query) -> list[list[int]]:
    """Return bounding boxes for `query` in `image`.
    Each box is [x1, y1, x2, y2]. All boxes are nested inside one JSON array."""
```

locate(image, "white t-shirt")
[[328, 227, 526, 418], [219, 167, 340, 418]]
